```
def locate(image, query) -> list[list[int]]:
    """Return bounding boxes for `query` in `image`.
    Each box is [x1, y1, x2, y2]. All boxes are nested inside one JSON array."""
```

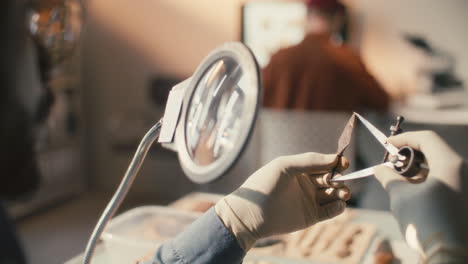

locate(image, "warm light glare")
[[405, 224, 424, 255]]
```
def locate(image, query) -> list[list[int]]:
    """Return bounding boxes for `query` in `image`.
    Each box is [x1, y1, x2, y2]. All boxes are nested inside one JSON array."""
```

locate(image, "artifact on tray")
[[373, 239, 400, 264], [249, 209, 377, 264]]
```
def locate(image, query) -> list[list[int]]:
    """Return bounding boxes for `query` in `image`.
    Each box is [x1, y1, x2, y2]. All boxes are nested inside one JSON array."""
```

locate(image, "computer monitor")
[[241, 1, 307, 68]]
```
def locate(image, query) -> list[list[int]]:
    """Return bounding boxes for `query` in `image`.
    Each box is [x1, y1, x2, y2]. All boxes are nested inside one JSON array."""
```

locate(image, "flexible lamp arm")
[[83, 120, 163, 264]]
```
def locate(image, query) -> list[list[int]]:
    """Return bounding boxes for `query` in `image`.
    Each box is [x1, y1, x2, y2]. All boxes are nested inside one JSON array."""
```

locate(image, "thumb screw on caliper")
[[383, 116, 404, 163]]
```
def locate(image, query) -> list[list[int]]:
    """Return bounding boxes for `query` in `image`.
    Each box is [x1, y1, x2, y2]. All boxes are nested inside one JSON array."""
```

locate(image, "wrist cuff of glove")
[[214, 198, 258, 251]]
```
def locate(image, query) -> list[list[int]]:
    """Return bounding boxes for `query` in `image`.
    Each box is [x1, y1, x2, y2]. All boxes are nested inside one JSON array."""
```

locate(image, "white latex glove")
[[215, 153, 350, 250], [374, 131, 468, 262]]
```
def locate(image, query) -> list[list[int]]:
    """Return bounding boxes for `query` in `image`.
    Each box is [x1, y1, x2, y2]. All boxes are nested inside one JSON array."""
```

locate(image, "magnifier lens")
[[186, 57, 245, 166]]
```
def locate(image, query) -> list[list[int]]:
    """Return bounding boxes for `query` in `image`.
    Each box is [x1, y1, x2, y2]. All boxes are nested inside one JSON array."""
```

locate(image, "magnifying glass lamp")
[[83, 42, 261, 264]]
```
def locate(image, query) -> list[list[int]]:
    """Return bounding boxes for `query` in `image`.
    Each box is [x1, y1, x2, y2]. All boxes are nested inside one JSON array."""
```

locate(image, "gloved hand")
[[215, 153, 350, 251], [374, 131, 468, 262]]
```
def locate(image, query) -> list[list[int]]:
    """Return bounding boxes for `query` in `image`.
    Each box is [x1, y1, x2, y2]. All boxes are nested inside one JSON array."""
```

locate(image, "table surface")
[[65, 208, 415, 264]]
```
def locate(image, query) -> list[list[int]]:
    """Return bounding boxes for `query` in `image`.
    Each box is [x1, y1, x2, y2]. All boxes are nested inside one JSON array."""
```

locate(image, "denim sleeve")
[[148, 207, 245, 264]]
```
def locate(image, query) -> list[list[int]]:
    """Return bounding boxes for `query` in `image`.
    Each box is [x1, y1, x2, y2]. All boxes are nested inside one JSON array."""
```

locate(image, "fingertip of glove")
[[339, 157, 350, 171], [337, 187, 351, 201]]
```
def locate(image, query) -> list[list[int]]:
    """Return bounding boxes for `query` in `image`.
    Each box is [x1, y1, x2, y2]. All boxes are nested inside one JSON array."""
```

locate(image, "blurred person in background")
[[0, 0, 81, 263], [262, 0, 389, 112]]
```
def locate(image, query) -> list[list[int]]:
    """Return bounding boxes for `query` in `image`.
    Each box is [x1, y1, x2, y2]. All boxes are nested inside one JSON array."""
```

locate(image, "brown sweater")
[[262, 33, 389, 112]]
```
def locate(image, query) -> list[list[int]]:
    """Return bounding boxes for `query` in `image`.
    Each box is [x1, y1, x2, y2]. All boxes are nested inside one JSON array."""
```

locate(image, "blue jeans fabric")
[[150, 208, 245, 264]]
